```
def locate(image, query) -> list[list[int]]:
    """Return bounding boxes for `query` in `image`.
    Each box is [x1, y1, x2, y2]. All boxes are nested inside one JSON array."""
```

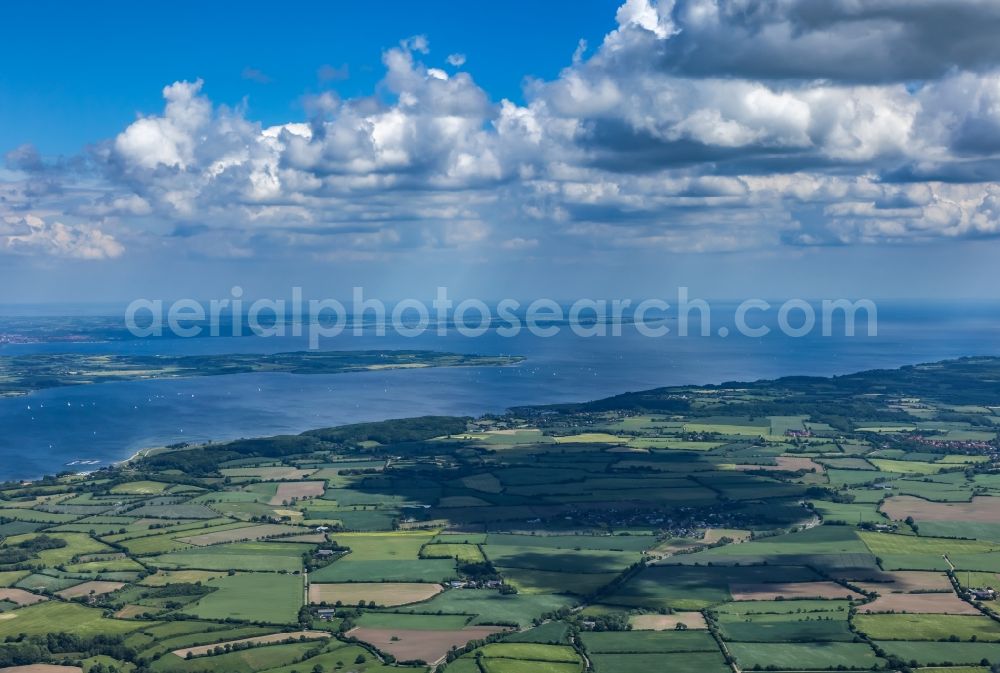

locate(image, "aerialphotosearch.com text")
[[124, 287, 878, 349]]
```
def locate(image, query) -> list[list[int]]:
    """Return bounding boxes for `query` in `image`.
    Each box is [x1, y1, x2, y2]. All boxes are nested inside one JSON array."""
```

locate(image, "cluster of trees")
[[458, 560, 500, 581], [0, 534, 67, 565], [584, 613, 631, 632], [0, 634, 134, 668], [304, 416, 469, 446]]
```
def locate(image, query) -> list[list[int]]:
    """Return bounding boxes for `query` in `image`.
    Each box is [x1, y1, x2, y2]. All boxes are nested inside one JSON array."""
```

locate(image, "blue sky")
[[0, 1, 619, 154], [3, 0, 1000, 303]]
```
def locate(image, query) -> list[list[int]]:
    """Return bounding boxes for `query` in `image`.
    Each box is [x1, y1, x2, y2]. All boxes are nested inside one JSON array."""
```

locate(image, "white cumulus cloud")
[[1, 214, 124, 260], [5, 0, 1000, 261]]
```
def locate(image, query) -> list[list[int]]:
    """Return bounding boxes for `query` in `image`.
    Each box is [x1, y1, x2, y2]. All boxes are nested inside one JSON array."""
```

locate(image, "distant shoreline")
[[8, 353, 997, 488], [0, 349, 525, 398]]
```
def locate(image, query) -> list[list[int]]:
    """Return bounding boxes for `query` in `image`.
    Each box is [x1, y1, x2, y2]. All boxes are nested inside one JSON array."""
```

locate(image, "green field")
[[504, 621, 571, 644], [331, 531, 435, 559], [355, 611, 471, 630], [580, 630, 719, 653], [0, 570, 29, 587], [476, 643, 581, 662], [148, 541, 312, 572], [482, 544, 642, 574], [590, 651, 729, 673], [395, 589, 578, 627], [421, 542, 486, 562], [500, 567, 619, 595], [718, 611, 855, 642], [605, 565, 731, 609], [0, 601, 149, 638], [715, 599, 852, 616], [253, 641, 397, 673], [480, 660, 581, 673], [149, 640, 327, 673], [133, 625, 273, 659], [854, 614, 1000, 642], [309, 558, 456, 582], [726, 642, 883, 670], [875, 640, 1000, 665], [180, 572, 302, 623]]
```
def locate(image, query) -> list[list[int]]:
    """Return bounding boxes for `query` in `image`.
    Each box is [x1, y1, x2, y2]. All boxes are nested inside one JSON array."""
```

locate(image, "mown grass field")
[[853, 614, 1000, 642], [180, 573, 302, 623], [590, 651, 729, 673], [0, 602, 148, 638], [726, 642, 883, 670], [874, 640, 1000, 665], [580, 630, 719, 653]]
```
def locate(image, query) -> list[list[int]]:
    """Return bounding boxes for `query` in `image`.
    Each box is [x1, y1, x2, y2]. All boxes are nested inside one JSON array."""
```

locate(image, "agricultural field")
[[472, 643, 584, 673], [0, 602, 146, 638], [590, 651, 728, 673], [859, 591, 980, 614], [726, 642, 883, 670], [875, 640, 1000, 665], [393, 588, 578, 627], [174, 523, 304, 546], [420, 542, 485, 563], [582, 630, 728, 673], [168, 630, 330, 658], [348, 624, 506, 666], [2, 357, 1000, 671], [882, 495, 1000, 523], [308, 582, 442, 607], [629, 612, 707, 630], [179, 572, 302, 623], [854, 614, 1000, 641], [55, 581, 125, 600], [145, 542, 311, 572], [728, 581, 863, 600], [0, 588, 47, 605]]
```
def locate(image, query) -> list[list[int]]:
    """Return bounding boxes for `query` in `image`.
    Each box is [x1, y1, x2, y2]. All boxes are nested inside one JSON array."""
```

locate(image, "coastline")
[[6, 445, 180, 486], [6, 353, 998, 487], [115, 445, 163, 468], [0, 351, 526, 398]]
